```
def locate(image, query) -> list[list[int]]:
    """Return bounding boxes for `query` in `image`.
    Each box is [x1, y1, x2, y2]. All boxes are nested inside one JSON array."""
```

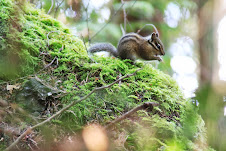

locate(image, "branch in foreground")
[[104, 102, 159, 129], [5, 68, 142, 151], [84, 0, 91, 43]]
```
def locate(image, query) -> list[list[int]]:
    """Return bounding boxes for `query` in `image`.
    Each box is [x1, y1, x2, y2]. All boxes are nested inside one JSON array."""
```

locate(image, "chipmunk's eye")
[[156, 43, 161, 49]]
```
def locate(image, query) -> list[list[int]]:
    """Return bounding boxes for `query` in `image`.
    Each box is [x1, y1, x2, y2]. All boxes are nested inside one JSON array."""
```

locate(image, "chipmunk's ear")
[[151, 32, 159, 39], [151, 32, 157, 39], [155, 33, 159, 37]]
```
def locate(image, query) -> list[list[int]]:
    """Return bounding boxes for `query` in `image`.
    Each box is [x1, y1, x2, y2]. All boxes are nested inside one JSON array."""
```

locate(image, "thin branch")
[[126, 0, 137, 15], [84, 0, 91, 43], [81, 35, 89, 53], [40, 0, 43, 9], [54, 0, 65, 18], [104, 102, 159, 129], [81, 34, 97, 63], [120, 24, 126, 35], [47, 31, 59, 47], [47, 0, 55, 14], [121, 0, 126, 33], [5, 68, 142, 151], [90, 2, 125, 40], [39, 45, 63, 73], [136, 24, 159, 35], [124, 0, 137, 32], [44, 56, 57, 69]]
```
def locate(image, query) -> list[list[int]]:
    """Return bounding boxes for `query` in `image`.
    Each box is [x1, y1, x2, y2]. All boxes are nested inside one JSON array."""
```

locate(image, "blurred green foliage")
[[196, 85, 226, 150]]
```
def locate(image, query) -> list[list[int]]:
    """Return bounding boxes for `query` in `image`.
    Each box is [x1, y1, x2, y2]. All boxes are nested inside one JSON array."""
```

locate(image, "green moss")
[[0, 0, 210, 150], [0, 0, 87, 80]]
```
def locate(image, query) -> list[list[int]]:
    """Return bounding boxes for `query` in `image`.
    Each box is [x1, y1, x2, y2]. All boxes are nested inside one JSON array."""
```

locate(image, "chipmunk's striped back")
[[88, 32, 165, 62]]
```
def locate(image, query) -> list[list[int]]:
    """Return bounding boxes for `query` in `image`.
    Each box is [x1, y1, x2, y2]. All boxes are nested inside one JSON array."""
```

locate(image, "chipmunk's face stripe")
[[148, 40, 156, 49], [148, 40, 160, 51]]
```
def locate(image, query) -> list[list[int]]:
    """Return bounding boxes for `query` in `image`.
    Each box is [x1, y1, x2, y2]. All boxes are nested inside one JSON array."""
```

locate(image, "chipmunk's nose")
[[161, 50, 165, 56]]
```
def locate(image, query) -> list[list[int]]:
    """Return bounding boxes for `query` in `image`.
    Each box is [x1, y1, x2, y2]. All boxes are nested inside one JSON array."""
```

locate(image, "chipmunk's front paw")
[[157, 57, 163, 62]]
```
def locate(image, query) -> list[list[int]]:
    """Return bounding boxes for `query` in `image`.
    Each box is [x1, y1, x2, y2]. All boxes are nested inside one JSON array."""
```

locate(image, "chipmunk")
[[88, 25, 165, 62]]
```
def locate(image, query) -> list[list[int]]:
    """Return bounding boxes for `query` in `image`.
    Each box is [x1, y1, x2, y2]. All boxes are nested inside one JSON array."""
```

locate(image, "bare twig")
[[40, 0, 43, 9], [121, 0, 126, 33], [81, 35, 96, 63], [84, 0, 91, 43], [81, 34, 88, 52], [126, 0, 137, 15], [39, 45, 63, 73], [90, 0, 137, 40], [123, 0, 137, 32], [44, 56, 57, 69], [5, 68, 142, 151], [47, 31, 59, 47], [104, 102, 159, 129], [137, 24, 159, 35], [120, 24, 126, 35], [47, 0, 55, 14], [54, 0, 65, 18], [90, 2, 125, 40]]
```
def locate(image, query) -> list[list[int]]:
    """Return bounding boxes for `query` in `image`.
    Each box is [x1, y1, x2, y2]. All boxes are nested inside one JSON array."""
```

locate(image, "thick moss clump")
[[0, 0, 87, 80], [0, 0, 209, 151]]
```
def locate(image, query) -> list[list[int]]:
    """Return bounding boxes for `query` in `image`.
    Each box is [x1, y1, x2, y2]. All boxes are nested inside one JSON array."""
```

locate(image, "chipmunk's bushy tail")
[[88, 43, 118, 57]]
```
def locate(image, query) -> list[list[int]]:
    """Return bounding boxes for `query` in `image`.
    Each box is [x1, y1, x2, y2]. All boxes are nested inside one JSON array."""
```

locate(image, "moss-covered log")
[[0, 0, 211, 150]]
